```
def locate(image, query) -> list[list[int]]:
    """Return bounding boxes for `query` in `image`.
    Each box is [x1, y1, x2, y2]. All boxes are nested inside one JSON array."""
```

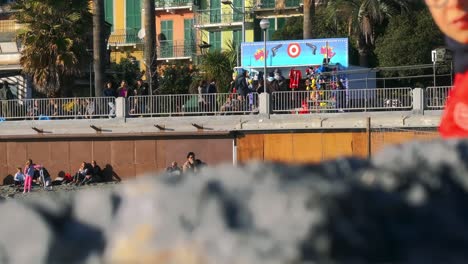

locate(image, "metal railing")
[[155, 0, 194, 8], [426, 86, 452, 110], [258, 0, 301, 8], [271, 88, 413, 114], [157, 41, 196, 59], [127, 93, 259, 117], [0, 87, 448, 121], [194, 9, 244, 26], [108, 29, 142, 45], [0, 97, 116, 120]]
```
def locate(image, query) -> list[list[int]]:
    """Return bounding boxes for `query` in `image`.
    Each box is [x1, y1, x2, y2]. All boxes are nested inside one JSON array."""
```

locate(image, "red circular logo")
[[287, 43, 301, 58]]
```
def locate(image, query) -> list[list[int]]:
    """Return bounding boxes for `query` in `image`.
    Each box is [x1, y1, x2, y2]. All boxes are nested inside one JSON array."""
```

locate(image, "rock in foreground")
[[1, 139, 468, 263]]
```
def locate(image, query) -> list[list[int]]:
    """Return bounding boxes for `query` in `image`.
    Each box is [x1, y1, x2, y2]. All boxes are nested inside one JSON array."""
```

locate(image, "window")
[[105, 0, 113, 31], [126, 0, 141, 42], [267, 18, 275, 41], [184, 19, 194, 56], [233, 30, 242, 47], [161, 20, 174, 57], [209, 31, 221, 52], [233, 0, 243, 22], [210, 0, 221, 23]]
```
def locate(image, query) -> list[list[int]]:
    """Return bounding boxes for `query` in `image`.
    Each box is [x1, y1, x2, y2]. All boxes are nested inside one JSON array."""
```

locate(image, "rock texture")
[[1, 139, 468, 263]]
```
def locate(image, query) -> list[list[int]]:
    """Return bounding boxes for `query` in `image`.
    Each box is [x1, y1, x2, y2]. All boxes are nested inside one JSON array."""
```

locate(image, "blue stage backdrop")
[[241, 38, 349, 68]]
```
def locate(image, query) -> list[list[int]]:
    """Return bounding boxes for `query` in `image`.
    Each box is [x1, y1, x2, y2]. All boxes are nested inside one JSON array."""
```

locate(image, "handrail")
[[0, 87, 449, 121]]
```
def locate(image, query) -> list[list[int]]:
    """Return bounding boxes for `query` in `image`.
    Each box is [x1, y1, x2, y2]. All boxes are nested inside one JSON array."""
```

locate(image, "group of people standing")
[[103, 79, 149, 98]]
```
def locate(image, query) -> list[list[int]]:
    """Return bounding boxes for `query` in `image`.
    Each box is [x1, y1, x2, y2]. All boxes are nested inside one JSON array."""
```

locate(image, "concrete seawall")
[[0, 110, 442, 137], [0, 111, 442, 183]]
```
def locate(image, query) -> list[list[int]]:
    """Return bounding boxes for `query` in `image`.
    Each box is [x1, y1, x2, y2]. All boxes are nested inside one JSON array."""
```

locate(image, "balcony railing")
[[259, 0, 301, 8], [155, 0, 194, 9], [108, 29, 142, 46], [194, 9, 244, 27], [157, 40, 196, 59]]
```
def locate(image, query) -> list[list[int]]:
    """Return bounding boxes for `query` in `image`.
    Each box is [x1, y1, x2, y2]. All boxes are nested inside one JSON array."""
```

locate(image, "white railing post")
[[115, 97, 126, 118], [259, 93, 270, 116], [412, 87, 425, 114]]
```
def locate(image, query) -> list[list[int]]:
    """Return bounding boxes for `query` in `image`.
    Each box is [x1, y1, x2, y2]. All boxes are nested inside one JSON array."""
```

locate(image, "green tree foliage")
[[375, 8, 444, 67], [14, 0, 92, 97], [324, 0, 410, 67], [374, 8, 445, 87], [224, 40, 238, 70], [158, 62, 196, 95], [272, 17, 303, 41], [108, 57, 143, 87], [197, 50, 233, 93]]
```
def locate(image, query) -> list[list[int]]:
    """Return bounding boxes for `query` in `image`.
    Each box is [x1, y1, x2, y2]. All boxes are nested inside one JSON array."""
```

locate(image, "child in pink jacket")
[[23, 159, 34, 193]]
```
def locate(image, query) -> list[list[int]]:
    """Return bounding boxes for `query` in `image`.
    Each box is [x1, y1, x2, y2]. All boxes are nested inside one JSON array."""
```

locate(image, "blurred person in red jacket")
[[427, 0, 468, 137]]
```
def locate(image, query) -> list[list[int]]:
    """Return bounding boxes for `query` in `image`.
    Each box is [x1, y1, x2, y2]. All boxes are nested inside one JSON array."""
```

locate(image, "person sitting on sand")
[[14, 167, 24, 186], [35, 165, 52, 190], [166, 161, 182, 176], [80, 160, 102, 185], [52, 172, 73, 186], [72, 162, 88, 185], [183, 152, 198, 174]]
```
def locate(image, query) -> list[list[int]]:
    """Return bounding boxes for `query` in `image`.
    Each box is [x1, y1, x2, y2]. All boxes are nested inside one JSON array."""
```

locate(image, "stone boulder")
[[0, 139, 468, 263]]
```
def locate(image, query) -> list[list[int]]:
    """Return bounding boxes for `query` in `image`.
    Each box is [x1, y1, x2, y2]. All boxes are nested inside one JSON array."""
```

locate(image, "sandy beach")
[[0, 181, 120, 200]]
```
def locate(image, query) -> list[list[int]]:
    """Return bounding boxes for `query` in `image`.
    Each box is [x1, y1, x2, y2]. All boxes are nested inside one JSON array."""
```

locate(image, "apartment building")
[[192, 0, 303, 53], [0, 0, 27, 99], [85, 0, 305, 69], [105, 0, 198, 68]]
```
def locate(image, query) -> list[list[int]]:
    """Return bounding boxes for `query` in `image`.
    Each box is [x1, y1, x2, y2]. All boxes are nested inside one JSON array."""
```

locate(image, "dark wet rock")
[[0, 140, 468, 263]]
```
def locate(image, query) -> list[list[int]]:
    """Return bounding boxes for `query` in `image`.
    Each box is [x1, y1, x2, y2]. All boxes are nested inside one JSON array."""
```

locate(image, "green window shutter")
[[233, 30, 242, 47], [161, 20, 174, 57], [277, 18, 286, 30], [263, 0, 274, 8], [104, 0, 113, 31], [184, 19, 193, 56], [126, 0, 141, 42], [267, 18, 275, 41], [210, 0, 220, 23], [209, 31, 221, 52], [233, 0, 242, 22], [286, 0, 300, 7]]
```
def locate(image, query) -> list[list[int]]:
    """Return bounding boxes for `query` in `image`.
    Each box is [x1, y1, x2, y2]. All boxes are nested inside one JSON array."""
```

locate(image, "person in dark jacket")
[[81, 160, 102, 185], [235, 70, 249, 100], [427, 0, 468, 137], [103, 81, 116, 117]]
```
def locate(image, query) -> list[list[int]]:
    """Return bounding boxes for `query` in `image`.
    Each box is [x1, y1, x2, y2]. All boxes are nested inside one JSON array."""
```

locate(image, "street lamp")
[[260, 18, 270, 94]]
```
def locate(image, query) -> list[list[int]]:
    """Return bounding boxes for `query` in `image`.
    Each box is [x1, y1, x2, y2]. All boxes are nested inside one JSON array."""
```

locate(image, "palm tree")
[[14, 0, 92, 97], [325, 0, 409, 67], [93, 0, 105, 97], [198, 50, 233, 93], [303, 0, 315, 39], [144, 0, 157, 94]]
